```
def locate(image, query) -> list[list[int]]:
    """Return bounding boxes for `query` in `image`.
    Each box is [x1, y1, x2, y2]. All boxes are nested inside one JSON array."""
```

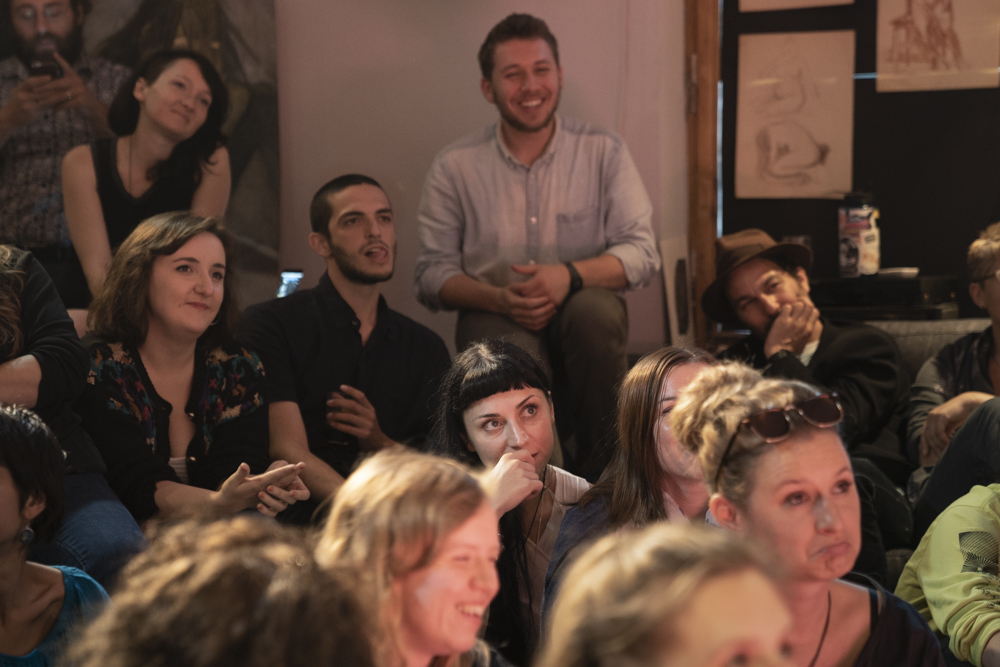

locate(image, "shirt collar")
[[317, 272, 396, 339], [493, 113, 561, 168]]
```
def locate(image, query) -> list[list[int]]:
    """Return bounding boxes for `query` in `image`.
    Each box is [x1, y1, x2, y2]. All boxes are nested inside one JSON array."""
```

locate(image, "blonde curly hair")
[[670, 362, 830, 506]]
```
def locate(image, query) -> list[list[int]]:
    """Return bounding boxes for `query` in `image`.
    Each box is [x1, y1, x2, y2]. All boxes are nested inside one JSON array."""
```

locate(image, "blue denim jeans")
[[30, 472, 147, 589]]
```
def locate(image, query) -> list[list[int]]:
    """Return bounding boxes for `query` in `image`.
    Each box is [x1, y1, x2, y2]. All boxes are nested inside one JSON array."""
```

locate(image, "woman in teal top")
[[0, 406, 108, 666]]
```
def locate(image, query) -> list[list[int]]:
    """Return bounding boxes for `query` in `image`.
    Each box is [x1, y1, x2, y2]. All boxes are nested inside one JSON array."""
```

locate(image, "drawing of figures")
[[735, 30, 855, 199], [886, 0, 965, 72], [877, 0, 1000, 92]]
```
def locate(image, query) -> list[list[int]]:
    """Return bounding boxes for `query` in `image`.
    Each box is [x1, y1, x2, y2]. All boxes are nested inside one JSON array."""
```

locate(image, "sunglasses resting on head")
[[715, 393, 844, 488]]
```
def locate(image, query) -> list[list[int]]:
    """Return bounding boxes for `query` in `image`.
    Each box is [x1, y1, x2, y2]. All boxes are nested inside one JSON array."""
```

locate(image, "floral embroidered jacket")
[[76, 338, 270, 522]]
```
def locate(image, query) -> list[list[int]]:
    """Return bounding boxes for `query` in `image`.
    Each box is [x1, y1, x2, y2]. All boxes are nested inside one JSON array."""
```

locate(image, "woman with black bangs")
[[62, 48, 230, 306], [431, 339, 589, 666]]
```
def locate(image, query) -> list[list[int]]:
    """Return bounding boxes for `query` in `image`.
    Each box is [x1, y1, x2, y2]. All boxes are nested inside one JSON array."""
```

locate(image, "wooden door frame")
[[685, 0, 720, 344]]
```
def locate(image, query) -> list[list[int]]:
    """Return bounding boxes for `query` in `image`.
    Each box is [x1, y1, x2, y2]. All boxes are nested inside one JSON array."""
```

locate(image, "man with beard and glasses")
[[702, 228, 913, 487], [238, 174, 450, 523], [414, 13, 658, 481], [0, 0, 128, 306]]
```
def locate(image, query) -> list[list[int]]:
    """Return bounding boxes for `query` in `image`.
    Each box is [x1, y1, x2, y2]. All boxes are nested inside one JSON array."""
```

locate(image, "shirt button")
[[530, 216, 537, 224]]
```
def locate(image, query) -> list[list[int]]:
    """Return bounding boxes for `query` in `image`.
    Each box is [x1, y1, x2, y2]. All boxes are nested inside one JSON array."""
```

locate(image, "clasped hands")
[[499, 263, 572, 331], [2, 53, 100, 127], [215, 460, 310, 517]]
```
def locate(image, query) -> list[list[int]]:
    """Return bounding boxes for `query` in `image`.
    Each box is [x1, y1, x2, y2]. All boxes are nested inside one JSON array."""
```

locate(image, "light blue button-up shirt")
[[414, 115, 659, 312]]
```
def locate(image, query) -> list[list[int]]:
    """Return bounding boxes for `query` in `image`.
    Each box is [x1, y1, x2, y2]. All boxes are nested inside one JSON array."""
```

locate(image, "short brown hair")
[[478, 13, 559, 80], [537, 524, 774, 667], [88, 212, 238, 349], [65, 516, 375, 667], [968, 221, 1000, 282]]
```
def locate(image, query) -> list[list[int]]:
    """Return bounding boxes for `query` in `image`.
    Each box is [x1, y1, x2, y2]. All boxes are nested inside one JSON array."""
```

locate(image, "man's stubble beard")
[[330, 241, 395, 286], [493, 83, 561, 134], [14, 19, 84, 68]]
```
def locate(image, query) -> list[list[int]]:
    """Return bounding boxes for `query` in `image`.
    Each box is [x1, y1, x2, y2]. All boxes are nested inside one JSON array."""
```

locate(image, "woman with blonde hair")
[[671, 362, 943, 667], [76, 212, 307, 524], [316, 449, 502, 667], [537, 523, 793, 667]]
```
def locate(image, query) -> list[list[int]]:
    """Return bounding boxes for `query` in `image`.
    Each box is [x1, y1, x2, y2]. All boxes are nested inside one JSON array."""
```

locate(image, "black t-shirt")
[[237, 274, 451, 477], [91, 137, 196, 250], [848, 573, 946, 666]]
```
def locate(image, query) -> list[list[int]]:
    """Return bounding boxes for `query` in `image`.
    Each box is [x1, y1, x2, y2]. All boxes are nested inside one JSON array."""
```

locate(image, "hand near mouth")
[[484, 449, 543, 515]]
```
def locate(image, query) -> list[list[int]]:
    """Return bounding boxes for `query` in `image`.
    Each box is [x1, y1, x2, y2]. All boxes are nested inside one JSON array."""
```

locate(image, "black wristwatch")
[[565, 261, 583, 296]]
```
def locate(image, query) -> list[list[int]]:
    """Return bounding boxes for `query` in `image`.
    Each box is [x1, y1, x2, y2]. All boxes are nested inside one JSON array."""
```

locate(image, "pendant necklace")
[[808, 590, 832, 667]]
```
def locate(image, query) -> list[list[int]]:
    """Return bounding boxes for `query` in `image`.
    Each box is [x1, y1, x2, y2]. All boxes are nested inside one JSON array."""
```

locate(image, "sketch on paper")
[[740, 0, 853, 11], [735, 31, 855, 199], [877, 0, 1000, 92]]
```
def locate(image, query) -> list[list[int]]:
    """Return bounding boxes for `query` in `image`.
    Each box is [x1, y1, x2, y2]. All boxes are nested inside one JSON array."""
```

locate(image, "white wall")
[[274, 0, 688, 354]]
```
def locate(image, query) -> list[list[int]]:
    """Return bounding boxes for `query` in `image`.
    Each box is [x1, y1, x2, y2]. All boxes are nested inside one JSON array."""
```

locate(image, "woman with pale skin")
[[62, 49, 230, 312], [316, 450, 502, 667], [431, 340, 589, 666], [541, 346, 714, 622], [537, 523, 794, 667], [671, 362, 944, 667], [76, 212, 307, 524]]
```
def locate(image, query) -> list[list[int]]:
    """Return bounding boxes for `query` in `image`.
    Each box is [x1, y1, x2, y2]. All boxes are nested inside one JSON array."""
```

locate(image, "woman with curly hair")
[[670, 363, 943, 667], [62, 48, 230, 305], [66, 516, 374, 667]]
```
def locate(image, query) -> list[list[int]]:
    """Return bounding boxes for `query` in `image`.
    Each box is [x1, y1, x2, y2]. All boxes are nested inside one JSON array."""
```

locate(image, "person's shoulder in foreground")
[[897, 483, 1000, 666]]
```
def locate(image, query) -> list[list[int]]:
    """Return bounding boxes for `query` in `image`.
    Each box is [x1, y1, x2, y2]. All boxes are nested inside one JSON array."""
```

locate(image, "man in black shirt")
[[238, 174, 450, 521]]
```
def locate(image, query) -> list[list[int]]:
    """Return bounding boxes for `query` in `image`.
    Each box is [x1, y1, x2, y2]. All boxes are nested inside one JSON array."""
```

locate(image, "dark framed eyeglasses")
[[714, 393, 843, 488]]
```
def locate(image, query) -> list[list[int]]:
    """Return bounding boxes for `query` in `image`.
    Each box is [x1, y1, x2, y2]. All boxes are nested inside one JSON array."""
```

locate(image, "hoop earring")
[[19, 526, 34, 545], [210, 312, 221, 326]]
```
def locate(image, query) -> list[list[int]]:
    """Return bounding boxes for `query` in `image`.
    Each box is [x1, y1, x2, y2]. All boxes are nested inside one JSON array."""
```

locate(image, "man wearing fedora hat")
[[703, 228, 912, 485]]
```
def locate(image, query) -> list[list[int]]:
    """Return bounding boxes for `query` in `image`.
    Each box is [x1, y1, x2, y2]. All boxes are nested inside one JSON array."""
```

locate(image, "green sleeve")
[[918, 502, 1000, 666]]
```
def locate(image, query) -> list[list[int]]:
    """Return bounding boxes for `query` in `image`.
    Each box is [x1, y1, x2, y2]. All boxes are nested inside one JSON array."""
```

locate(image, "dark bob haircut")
[[107, 49, 228, 191], [88, 212, 238, 350], [309, 174, 385, 236], [478, 13, 560, 80], [0, 405, 65, 545], [429, 338, 552, 666], [431, 338, 551, 466]]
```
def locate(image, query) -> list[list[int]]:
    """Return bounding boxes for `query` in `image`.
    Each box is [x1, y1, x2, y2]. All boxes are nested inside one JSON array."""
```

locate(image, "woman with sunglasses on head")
[[540, 347, 713, 625], [76, 212, 307, 526], [431, 339, 589, 667], [671, 362, 944, 667], [62, 49, 230, 307]]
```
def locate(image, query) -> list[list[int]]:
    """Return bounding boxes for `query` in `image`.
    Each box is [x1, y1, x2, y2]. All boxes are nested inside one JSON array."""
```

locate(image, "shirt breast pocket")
[[556, 206, 603, 252]]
